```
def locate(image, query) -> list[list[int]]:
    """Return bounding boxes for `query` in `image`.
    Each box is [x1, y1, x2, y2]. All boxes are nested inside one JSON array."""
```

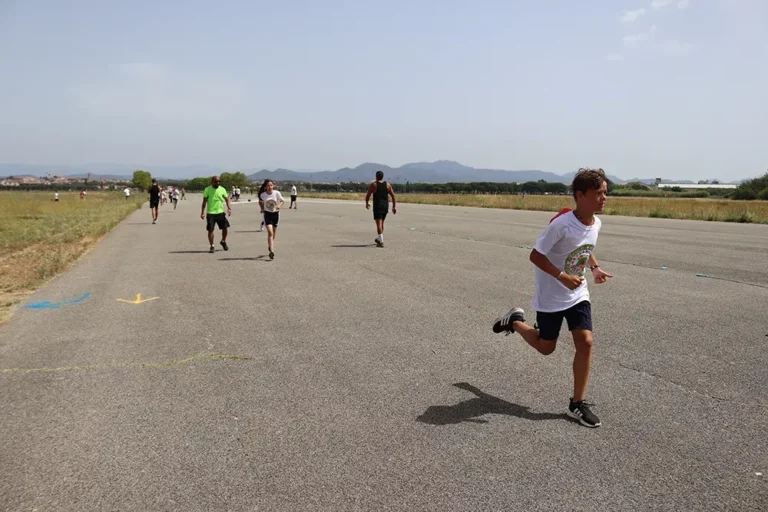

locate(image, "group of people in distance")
[[148, 167, 612, 427], [147, 180, 186, 224]]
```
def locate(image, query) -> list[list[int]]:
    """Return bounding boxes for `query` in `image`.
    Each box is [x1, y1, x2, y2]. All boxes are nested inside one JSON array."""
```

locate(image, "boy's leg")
[[493, 308, 558, 355], [512, 321, 557, 355], [565, 301, 594, 402], [571, 329, 593, 402]]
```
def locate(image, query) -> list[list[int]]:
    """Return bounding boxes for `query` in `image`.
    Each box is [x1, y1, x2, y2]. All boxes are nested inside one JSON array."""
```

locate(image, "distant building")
[[657, 183, 737, 190]]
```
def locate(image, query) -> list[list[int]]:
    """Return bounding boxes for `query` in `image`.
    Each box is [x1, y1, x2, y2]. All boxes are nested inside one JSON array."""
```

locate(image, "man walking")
[[201, 175, 232, 253], [148, 179, 160, 224], [365, 170, 396, 247], [290, 184, 298, 209]]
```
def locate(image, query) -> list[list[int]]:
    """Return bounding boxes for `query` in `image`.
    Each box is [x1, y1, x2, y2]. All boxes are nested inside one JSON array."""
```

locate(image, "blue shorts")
[[536, 300, 592, 342]]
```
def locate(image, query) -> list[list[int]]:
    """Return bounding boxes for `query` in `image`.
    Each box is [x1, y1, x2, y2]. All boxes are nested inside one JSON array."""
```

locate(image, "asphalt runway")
[[1, 195, 766, 511]]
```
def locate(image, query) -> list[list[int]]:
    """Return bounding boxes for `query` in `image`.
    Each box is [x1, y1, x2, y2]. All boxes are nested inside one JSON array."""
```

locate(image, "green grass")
[[0, 191, 145, 322]]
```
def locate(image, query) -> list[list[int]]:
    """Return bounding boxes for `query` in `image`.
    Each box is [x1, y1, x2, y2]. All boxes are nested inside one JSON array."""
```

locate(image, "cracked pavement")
[[1, 197, 766, 511]]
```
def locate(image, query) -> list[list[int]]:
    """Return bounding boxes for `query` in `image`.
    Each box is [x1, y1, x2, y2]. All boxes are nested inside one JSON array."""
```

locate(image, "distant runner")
[[54, 192, 59, 202], [180, 187, 186, 200], [124, 187, 131, 200], [258, 179, 284, 260], [148, 179, 160, 224], [290, 184, 298, 209], [201, 175, 232, 253], [171, 187, 179, 210], [365, 170, 396, 247]]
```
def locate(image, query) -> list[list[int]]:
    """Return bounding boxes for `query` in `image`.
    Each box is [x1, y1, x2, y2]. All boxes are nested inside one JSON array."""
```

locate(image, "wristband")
[[557, 271, 565, 280], [590, 265, 599, 271]]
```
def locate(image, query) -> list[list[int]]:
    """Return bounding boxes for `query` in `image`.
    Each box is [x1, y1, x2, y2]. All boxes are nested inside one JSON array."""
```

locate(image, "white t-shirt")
[[290, 186, 297, 196], [172, 189, 179, 199], [533, 212, 601, 313], [124, 188, 130, 197], [260, 190, 284, 212]]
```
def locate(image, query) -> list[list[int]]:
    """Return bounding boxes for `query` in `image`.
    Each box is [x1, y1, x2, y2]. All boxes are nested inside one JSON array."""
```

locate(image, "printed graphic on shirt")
[[565, 244, 594, 276], [265, 198, 277, 212]]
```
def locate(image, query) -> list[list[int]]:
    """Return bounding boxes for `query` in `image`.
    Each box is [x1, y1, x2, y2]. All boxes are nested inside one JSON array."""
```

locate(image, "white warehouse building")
[[657, 183, 738, 190]]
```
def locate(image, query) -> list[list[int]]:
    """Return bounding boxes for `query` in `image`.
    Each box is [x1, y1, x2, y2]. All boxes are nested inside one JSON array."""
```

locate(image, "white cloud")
[[604, 53, 623, 61], [651, 0, 673, 8], [658, 39, 696, 56], [619, 8, 646, 22], [677, 0, 690, 9], [71, 63, 245, 123], [623, 25, 657, 46]]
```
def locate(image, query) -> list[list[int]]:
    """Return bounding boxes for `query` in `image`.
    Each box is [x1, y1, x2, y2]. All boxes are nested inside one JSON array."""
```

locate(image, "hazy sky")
[[1, 0, 766, 180]]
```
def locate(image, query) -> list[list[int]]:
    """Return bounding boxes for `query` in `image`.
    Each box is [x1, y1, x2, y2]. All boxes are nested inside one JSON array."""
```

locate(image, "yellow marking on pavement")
[[1, 352, 248, 374], [117, 293, 159, 304]]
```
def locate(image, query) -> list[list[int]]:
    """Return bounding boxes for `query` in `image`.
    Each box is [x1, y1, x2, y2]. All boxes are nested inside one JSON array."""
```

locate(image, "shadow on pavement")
[[235, 230, 263, 233], [417, 383, 567, 425], [168, 250, 213, 254], [331, 244, 374, 248], [219, 255, 271, 261]]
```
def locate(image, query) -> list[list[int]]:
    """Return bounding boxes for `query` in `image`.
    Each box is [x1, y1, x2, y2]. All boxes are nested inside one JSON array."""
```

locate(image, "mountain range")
[[0, 161, 738, 185]]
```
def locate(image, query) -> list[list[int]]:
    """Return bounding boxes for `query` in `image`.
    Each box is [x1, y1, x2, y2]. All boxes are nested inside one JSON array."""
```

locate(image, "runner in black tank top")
[[373, 181, 389, 213], [365, 170, 397, 247]]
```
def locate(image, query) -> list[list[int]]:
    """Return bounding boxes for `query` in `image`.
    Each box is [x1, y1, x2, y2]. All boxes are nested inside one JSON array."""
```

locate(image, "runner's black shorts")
[[206, 213, 230, 232], [264, 211, 280, 226], [373, 209, 388, 220], [536, 300, 592, 341], [290, 195, 297, 202], [150, 199, 159, 208]]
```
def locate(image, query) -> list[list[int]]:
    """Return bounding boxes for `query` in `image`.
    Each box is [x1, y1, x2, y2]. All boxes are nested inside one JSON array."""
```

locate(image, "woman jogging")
[[258, 179, 284, 260]]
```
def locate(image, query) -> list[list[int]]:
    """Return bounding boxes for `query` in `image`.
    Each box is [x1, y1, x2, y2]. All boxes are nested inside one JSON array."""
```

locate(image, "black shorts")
[[150, 199, 159, 208], [536, 300, 592, 342], [206, 213, 230, 232], [373, 209, 388, 220], [264, 211, 280, 226], [290, 195, 297, 202]]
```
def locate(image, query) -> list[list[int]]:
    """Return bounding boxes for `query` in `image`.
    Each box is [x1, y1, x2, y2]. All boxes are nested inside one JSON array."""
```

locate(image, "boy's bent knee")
[[539, 341, 557, 355]]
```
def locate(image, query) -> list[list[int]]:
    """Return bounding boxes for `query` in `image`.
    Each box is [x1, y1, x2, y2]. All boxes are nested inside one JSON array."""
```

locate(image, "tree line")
[[129, 169, 768, 200], [732, 172, 768, 200]]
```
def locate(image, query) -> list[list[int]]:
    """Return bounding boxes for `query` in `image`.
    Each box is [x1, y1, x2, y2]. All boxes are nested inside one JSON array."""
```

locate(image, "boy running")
[[201, 175, 232, 253], [365, 170, 396, 247], [492, 168, 613, 428]]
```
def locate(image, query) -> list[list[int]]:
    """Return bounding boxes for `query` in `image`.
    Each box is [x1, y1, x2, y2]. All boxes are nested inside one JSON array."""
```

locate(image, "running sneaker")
[[269, 251, 275, 260], [220, 241, 229, 251], [567, 399, 601, 428], [375, 238, 383, 248], [492, 308, 525, 334], [209, 245, 215, 253], [152, 220, 156, 224]]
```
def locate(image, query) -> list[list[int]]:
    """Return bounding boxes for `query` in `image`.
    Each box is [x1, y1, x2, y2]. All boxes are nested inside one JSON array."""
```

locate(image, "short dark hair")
[[572, 168, 607, 199], [151, 178, 157, 183], [376, 170, 384, 180]]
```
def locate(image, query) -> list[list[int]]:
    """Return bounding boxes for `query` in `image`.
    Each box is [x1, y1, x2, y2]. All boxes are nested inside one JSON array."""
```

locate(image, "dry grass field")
[[0, 191, 145, 322], [302, 192, 768, 224]]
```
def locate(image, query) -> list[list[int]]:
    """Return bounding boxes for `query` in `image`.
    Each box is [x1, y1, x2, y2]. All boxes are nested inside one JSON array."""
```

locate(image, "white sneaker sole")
[[566, 409, 601, 428]]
